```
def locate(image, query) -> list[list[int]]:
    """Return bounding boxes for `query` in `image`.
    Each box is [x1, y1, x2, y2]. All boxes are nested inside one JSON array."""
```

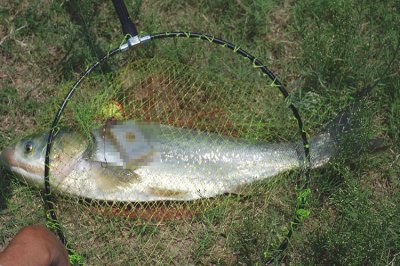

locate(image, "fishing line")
[[101, 125, 108, 169], [43, 1, 311, 264]]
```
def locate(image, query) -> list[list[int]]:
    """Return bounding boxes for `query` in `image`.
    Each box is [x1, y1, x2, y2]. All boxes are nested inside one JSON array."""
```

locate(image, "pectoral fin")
[[91, 164, 141, 193]]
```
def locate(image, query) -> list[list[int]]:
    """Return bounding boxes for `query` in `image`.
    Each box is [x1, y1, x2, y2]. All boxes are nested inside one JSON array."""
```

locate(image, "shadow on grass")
[[61, 0, 112, 76], [0, 167, 13, 210]]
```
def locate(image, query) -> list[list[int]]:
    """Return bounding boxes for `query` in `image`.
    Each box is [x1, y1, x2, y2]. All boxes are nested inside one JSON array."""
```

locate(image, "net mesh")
[[4, 39, 307, 265]]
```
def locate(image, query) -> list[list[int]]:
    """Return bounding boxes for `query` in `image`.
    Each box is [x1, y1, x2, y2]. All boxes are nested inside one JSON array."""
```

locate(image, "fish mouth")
[[0, 146, 16, 168], [0, 146, 43, 176]]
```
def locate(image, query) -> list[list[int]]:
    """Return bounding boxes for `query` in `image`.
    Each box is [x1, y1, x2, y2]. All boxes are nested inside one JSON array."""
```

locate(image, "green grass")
[[0, 0, 399, 265]]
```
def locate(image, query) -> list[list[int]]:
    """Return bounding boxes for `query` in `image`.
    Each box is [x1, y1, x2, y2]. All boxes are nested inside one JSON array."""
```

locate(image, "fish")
[[0, 119, 340, 203]]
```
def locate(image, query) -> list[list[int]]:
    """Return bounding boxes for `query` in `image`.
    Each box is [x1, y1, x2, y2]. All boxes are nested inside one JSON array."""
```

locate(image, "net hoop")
[[44, 32, 311, 264]]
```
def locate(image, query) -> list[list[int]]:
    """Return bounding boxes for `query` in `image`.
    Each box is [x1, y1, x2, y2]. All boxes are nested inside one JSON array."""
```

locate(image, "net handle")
[[112, 0, 138, 37]]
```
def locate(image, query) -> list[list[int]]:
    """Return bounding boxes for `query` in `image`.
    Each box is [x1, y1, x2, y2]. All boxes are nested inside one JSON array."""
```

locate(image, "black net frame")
[[43, 3, 312, 262]]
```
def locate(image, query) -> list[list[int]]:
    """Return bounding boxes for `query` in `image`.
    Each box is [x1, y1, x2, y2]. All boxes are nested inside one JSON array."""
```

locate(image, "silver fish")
[[0, 121, 335, 202]]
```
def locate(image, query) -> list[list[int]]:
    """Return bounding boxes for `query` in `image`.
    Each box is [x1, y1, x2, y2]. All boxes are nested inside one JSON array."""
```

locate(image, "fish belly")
[[54, 140, 299, 202]]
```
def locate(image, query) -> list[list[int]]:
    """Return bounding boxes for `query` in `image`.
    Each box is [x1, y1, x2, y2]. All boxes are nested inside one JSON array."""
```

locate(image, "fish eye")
[[24, 141, 34, 154]]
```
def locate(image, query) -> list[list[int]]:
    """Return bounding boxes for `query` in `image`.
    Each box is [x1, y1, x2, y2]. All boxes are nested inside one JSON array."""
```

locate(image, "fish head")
[[0, 130, 88, 189], [0, 133, 48, 188]]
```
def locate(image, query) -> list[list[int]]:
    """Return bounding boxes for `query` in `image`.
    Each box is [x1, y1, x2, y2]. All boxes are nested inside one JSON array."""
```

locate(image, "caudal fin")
[[309, 85, 386, 167]]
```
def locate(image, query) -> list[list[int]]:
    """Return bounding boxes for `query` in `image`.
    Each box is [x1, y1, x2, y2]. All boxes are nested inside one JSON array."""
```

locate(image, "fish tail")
[[309, 85, 386, 167]]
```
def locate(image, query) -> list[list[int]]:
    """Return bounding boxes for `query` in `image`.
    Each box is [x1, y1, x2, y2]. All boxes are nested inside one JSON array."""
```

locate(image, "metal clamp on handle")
[[119, 35, 151, 51], [112, 0, 138, 37]]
